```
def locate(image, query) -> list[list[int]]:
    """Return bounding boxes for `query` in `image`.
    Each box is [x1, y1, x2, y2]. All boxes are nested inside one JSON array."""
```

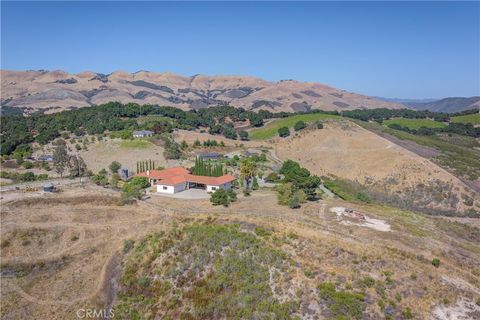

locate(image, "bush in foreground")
[[278, 126, 290, 137]]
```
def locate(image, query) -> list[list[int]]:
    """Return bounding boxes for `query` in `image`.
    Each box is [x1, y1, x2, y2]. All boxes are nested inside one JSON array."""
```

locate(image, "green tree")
[[252, 176, 259, 190], [240, 158, 257, 189], [22, 161, 34, 169], [294, 121, 307, 131], [110, 173, 121, 189], [277, 182, 294, 206], [289, 192, 301, 209], [210, 189, 230, 207], [122, 183, 143, 200], [180, 140, 188, 149], [128, 176, 150, 189], [239, 130, 249, 141], [248, 113, 264, 127], [109, 161, 122, 174], [53, 139, 69, 177], [92, 170, 108, 186], [68, 155, 87, 178], [227, 189, 237, 202], [278, 126, 290, 137]]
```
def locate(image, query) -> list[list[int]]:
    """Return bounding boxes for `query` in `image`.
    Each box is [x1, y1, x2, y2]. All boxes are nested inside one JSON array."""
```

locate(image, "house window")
[[211, 187, 216, 190], [163, 186, 168, 190]]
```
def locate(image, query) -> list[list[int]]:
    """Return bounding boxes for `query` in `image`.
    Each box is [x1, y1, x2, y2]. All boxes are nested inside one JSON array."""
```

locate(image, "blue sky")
[[1, 1, 479, 99]]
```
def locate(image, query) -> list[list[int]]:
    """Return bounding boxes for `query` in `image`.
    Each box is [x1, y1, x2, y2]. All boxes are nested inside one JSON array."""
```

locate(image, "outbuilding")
[[133, 130, 154, 138]]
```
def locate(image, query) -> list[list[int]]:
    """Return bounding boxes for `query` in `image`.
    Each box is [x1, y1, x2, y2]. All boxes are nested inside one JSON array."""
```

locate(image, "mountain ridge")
[[1, 69, 405, 114]]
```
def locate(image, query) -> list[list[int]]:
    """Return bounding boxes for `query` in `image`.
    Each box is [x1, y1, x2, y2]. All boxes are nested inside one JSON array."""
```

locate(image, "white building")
[[136, 167, 235, 194], [133, 130, 154, 138]]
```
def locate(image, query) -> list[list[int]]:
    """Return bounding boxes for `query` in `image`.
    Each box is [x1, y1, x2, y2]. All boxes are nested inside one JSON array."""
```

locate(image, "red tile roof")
[[136, 167, 236, 186]]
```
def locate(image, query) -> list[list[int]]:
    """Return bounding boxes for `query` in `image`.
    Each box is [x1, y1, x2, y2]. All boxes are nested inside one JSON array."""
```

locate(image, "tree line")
[[2, 100, 477, 155]]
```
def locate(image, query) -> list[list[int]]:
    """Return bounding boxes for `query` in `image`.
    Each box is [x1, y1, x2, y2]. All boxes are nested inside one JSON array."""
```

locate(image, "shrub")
[[402, 307, 414, 319], [254, 227, 271, 238], [265, 172, 279, 182], [227, 189, 237, 202], [137, 276, 151, 289], [277, 183, 294, 206], [360, 276, 375, 288], [316, 122, 324, 129], [318, 282, 365, 319], [128, 176, 150, 189], [294, 120, 307, 131], [180, 140, 188, 149], [122, 183, 144, 200], [356, 192, 371, 203], [1, 240, 10, 248], [210, 189, 230, 207], [252, 177, 259, 190], [109, 161, 122, 174], [288, 192, 301, 209], [123, 239, 135, 253], [431, 258, 441, 268], [278, 126, 290, 137], [239, 130, 249, 141], [22, 161, 33, 169]]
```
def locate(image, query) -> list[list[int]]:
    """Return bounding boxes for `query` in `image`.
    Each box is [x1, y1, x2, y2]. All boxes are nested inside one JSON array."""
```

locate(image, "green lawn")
[[119, 139, 153, 149], [450, 113, 480, 125], [383, 118, 447, 129], [250, 113, 341, 140]]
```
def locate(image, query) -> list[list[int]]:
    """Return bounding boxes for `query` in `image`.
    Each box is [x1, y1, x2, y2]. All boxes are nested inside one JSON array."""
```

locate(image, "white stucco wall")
[[206, 182, 232, 193], [157, 184, 175, 194], [156, 182, 187, 194]]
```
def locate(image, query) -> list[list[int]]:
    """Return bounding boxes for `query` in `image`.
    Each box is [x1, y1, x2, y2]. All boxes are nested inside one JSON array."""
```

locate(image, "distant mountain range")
[[0, 70, 404, 114], [376, 96, 480, 113]]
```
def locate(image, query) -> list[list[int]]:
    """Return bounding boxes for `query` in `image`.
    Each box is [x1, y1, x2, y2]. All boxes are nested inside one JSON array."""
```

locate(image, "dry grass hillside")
[[274, 120, 480, 215], [1, 185, 479, 319], [1, 70, 404, 114]]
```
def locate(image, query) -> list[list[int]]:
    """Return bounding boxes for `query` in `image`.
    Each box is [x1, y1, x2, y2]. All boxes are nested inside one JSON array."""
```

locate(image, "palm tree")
[[240, 158, 257, 189]]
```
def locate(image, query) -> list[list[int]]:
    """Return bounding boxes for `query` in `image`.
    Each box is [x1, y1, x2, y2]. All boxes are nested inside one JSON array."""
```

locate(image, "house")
[[136, 167, 236, 194], [198, 152, 223, 161], [133, 130, 154, 138]]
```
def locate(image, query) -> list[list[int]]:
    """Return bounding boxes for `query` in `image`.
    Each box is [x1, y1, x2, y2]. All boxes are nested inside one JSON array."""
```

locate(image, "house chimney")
[[147, 170, 150, 176]]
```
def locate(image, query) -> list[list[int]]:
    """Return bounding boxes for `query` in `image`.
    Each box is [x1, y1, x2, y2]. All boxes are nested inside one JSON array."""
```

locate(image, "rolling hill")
[[0, 70, 405, 114], [375, 96, 480, 113]]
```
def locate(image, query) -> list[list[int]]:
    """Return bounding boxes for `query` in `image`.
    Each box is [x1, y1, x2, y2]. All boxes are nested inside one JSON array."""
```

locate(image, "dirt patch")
[[330, 206, 391, 232], [431, 299, 480, 320]]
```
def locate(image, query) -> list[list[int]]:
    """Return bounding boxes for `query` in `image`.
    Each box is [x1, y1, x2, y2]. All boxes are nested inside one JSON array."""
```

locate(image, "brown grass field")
[[1, 184, 479, 319]]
